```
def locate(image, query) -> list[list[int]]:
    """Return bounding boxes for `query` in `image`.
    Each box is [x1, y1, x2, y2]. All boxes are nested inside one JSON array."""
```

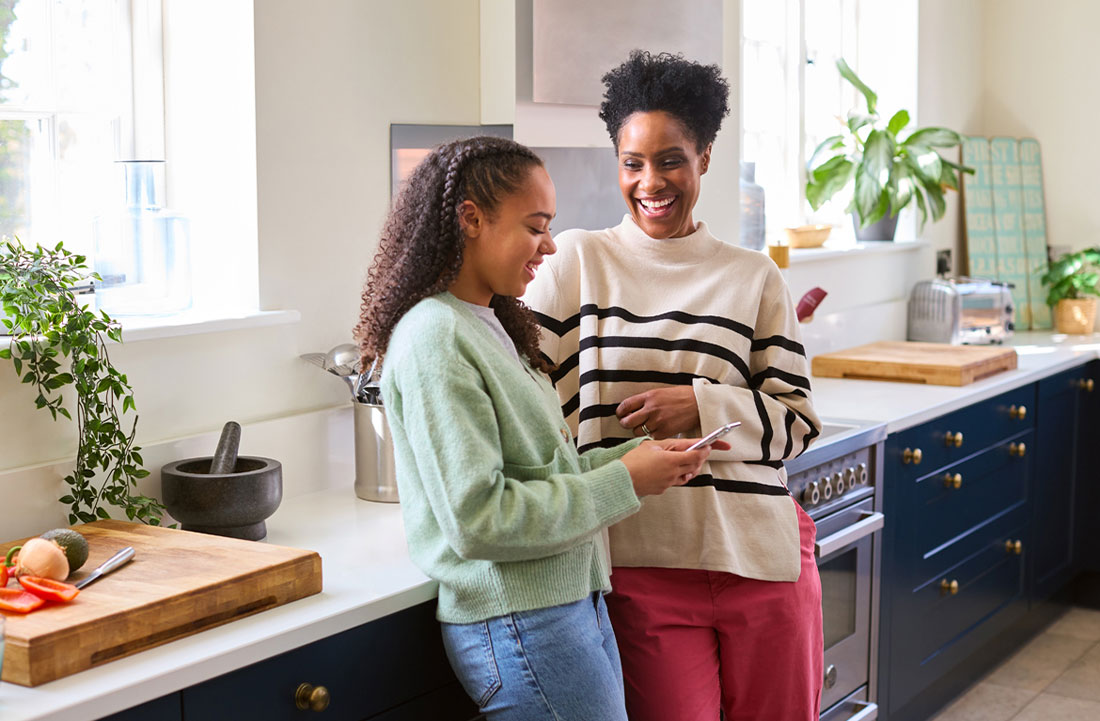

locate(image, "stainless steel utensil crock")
[[353, 400, 399, 503]]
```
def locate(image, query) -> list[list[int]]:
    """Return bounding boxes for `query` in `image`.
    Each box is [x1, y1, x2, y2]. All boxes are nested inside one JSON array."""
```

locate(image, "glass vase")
[[93, 160, 191, 316]]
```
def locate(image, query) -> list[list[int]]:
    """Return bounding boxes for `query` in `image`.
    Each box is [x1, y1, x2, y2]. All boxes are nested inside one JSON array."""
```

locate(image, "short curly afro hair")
[[599, 50, 730, 152]]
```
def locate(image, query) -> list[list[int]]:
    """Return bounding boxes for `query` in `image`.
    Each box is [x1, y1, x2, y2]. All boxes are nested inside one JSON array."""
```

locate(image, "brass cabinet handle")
[[940, 578, 959, 595], [1079, 378, 1095, 392], [1009, 404, 1027, 420], [943, 472, 962, 489], [945, 431, 963, 448], [295, 683, 331, 712], [902, 447, 923, 465], [1005, 539, 1023, 555], [1009, 442, 1027, 458]]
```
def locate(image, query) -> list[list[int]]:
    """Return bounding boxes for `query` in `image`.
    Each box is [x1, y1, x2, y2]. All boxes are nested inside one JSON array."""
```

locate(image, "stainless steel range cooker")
[[787, 418, 887, 721]]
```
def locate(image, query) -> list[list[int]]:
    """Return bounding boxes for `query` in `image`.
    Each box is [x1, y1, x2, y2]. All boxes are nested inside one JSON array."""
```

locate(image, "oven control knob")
[[857, 463, 868, 485], [832, 471, 845, 496], [820, 476, 833, 500], [844, 466, 857, 488], [803, 482, 821, 506], [823, 664, 838, 689]]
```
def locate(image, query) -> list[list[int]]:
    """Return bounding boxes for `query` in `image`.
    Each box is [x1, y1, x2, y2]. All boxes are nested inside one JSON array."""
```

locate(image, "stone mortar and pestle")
[[161, 422, 283, 541]]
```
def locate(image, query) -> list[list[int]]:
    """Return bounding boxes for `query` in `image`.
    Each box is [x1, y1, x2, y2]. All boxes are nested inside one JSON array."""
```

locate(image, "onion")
[[7, 538, 70, 581]]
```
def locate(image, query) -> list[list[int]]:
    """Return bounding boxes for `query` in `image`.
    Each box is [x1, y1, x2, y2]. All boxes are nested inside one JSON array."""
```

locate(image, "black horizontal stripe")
[[534, 310, 580, 338], [795, 410, 820, 456], [578, 369, 720, 388], [578, 403, 623, 423], [778, 389, 808, 399], [682, 475, 790, 496], [549, 351, 579, 384], [751, 335, 806, 356], [578, 437, 632, 454], [751, 367, 811, 391], [582, 304, 753, 340], [752, 389, 772, 462], [561, 392, 580, 419], [579, 335, 751, 383], [745, 460, 784, 469]]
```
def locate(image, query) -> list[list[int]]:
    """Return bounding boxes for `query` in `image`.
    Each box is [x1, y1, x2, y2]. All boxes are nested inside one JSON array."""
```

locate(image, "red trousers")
[[605, 503, 823, 721]]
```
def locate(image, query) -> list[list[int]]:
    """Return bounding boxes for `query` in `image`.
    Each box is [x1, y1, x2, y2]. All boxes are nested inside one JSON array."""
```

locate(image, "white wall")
[[981, 0, 1100, 255]]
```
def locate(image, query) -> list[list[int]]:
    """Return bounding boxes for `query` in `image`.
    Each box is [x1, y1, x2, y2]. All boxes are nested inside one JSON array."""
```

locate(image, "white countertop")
[[811, 332, 1100, 431], [4, 331, 1099, 721], [1, 491, 434, 721]]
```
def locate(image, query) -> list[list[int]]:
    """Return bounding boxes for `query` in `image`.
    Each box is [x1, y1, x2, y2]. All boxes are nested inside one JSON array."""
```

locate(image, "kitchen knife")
[[74, 546, 135, 589]]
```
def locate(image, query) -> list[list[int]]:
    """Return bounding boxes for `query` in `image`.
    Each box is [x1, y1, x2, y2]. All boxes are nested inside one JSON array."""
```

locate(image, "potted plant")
[[805, 58, 973, 240], [0, 237, 167, 525], [1041, 247, 1100, 334]]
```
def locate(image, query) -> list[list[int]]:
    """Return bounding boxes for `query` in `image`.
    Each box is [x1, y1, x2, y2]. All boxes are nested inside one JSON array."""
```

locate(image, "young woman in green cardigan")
[[354, 136, 723, 721]]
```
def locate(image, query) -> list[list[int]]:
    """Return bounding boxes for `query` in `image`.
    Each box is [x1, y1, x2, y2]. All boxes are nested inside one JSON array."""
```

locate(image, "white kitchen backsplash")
[[0, 405, 356, 540]]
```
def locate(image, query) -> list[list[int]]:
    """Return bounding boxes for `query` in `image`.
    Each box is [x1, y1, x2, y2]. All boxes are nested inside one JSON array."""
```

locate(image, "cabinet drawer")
[[888, 386, 1034, 482], [888, 525, 1027, 713], [182, 601, 475, 721], [899, 430, 1031, 581]]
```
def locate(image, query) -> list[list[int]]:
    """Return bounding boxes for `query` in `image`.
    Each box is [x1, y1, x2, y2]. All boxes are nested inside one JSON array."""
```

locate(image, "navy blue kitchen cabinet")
[[98, 600, 479, 721], [1074, 360, 1100, 575], [1032, 363, 1093, 600], [879, 385, 1035, 721]]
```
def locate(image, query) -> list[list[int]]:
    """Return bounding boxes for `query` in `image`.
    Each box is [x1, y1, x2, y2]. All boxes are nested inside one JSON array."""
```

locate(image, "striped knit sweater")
[[522, 215, 822, 582]]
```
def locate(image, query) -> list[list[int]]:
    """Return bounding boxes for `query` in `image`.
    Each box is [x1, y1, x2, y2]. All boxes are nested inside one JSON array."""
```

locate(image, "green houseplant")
[[805, 58, 973, 238], [1041, 247, 1100, 334], [0, 237, 166, 525]]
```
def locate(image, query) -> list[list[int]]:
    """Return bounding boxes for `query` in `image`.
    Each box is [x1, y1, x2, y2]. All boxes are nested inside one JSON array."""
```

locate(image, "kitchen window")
[[741, 0, 918, 244], [0, 0, 161, 257]]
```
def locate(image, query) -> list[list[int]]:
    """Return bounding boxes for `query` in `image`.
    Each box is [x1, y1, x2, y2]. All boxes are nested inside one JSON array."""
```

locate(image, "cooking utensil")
[[74, 546, 135, 589], [324, 343, 360, 375], [355, 357, 380, 404], [299, 352, 326, 368], [209, 421, 242, 474]]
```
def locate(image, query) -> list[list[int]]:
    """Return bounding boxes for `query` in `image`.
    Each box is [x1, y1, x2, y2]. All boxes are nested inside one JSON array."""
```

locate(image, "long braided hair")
[[355, 136, 553, 374]]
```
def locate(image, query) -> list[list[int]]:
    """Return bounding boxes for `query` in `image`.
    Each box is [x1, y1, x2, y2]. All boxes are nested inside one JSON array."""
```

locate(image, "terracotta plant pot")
[[1053, 298, 1098, 334]]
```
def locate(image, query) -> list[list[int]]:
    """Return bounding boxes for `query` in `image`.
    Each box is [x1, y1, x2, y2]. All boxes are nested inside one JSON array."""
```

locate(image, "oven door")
[[814, 497, 883, 714]]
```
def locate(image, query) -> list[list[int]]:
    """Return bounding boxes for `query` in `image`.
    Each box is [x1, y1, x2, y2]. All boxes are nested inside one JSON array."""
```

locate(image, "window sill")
[[787, 239, 930, 264], [115, 308, 300, 343]]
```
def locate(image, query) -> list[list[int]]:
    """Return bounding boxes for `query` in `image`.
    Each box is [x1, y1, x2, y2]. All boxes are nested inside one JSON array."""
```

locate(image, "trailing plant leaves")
[[904, 127, 963, 148], [0, 236, 166, 526], [806, 158, 855, 211], [886, 110, 910, 137]]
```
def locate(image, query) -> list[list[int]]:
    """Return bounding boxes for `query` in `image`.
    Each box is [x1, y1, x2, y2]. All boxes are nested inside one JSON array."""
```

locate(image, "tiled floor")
[[929, 606, 1100, 721]]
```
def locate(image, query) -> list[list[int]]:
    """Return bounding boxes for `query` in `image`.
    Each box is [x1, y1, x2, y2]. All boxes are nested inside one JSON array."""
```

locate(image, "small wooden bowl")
[[785, 224, 833, 248]]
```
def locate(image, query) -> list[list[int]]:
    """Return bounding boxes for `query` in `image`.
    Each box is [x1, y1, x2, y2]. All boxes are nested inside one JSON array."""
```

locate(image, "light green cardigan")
[[381, 293, 642, 623]]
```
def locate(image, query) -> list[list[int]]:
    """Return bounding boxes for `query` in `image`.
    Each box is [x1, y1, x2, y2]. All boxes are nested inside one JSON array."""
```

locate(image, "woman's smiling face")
[[617, 110, 711, 240]]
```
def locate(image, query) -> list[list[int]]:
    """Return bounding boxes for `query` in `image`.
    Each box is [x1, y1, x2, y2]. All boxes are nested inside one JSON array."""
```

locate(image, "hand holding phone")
[[686, 421, 742, 451]]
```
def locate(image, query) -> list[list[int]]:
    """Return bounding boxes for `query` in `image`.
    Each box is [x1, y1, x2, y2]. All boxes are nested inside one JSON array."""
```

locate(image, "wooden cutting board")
[[0, 520, 322, 686], [811, 341, 1018, 386]]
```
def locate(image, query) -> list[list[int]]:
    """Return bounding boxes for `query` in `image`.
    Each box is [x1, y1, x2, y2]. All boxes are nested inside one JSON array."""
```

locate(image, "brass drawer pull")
[[1009, 442, 1027, 457], [1079, 378, 1095, 392], [943, 473, 962, 489], [945, 431, 963, 448], [1009, 404, 1027, 420], [902, 447, 923, 465], [295, 683, 331, 712], [1005, 539, 1023, 555], [940, 578, 959, 596]]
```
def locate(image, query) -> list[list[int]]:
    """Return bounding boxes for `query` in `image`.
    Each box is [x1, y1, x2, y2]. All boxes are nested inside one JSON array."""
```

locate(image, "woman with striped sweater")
[[523, 51, 825, 721]]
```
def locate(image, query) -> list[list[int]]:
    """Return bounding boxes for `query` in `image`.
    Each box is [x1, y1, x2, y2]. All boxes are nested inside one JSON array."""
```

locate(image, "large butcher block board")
[[812, 341, 1018, 386], [0, 520, 322, 686]]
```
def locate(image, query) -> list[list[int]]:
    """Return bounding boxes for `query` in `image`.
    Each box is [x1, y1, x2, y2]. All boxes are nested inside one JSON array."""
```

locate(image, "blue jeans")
[[441, 592, 628, 721]]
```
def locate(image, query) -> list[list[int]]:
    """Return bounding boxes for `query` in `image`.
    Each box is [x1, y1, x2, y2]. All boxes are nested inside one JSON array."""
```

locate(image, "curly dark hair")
[[354, 136, 553, 374], [599, 50, 731, 152]]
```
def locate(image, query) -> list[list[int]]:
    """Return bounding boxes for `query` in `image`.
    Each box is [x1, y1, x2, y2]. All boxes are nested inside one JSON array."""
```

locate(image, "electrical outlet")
[[936, 249, 952, 277]]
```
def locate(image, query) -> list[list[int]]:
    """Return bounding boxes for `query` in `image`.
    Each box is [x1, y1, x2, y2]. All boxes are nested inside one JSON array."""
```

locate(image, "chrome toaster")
[[907, 278, 1015, 345]]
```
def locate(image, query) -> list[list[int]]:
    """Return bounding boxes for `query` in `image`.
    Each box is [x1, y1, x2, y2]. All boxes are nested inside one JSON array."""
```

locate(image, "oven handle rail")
[[847, 701, 879, 721], [814, 512, 885, 558]]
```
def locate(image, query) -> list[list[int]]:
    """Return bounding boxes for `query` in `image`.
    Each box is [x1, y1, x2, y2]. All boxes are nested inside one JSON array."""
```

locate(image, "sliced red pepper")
[[0, 587, 46, 613], [18, 576, 80, 603], [0, 564, 8, 588]]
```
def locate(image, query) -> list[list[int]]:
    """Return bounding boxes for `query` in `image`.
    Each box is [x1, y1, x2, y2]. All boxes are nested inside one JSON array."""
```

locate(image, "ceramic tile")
[[984, 632, 1093, 692], [928, 681, 1037, 721], [1045, 607, 1100, 642], [1009, 692, 1100, 721], [1045, 642, 1100, 702]]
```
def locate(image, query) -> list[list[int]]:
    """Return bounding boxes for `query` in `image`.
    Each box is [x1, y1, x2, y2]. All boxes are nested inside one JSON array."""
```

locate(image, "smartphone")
[[686, 421, 742, 451]]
